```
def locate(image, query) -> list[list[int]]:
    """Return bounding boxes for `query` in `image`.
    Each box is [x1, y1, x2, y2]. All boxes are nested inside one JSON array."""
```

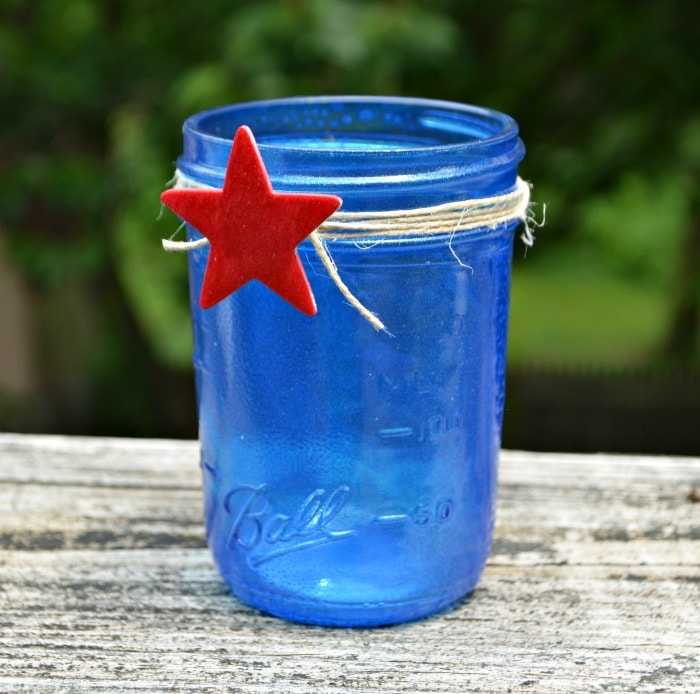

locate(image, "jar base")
[[224, 577, 480, 628]]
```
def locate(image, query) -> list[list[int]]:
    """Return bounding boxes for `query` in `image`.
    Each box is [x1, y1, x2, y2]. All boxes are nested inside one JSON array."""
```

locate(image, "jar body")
[[180, 98, 525, 626]]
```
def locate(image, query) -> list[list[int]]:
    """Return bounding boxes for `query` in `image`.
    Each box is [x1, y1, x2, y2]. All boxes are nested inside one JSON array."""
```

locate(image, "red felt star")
[[161, 126, 342, 313]]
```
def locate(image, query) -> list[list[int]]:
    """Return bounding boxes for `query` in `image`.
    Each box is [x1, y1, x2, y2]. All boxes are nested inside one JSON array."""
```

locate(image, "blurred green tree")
[[0, 0, 698, 440]]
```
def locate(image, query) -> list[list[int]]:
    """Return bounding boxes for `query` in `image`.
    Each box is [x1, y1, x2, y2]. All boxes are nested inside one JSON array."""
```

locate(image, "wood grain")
[[1, 435, 698, 693]]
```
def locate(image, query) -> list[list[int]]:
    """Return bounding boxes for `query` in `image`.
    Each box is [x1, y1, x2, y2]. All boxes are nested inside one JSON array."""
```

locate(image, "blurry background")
[[1, 0, 698, 454]]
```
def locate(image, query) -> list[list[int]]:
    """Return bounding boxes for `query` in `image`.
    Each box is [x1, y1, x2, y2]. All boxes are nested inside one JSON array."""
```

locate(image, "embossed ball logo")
[[223, 484, 355, 567], [222, 483, 454, 568]]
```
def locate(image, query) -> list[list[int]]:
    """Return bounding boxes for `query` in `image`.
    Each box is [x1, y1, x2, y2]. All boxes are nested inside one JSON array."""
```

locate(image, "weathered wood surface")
[[0, 434, 698, 693]]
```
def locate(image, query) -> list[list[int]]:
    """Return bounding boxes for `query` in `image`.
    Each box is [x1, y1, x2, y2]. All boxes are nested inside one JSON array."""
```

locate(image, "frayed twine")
[[520, 180, 546, 252], [162, 173, 540, 332]]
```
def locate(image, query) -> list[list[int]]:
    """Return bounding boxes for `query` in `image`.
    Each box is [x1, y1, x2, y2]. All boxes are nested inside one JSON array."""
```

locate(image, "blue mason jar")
[[176, 97, 525, 627]]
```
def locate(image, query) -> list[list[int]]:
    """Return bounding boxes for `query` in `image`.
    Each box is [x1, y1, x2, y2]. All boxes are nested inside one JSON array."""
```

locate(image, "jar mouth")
[[184, 96, 518, 154], [178, 96, 524, 207]]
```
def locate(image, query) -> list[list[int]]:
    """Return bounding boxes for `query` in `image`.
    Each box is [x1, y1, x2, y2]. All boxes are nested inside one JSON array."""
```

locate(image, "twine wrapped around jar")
[[163, 174, 536, 332]]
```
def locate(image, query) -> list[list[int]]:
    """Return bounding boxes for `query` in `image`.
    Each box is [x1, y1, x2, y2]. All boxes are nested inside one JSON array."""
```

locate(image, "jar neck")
[[177, 97, 525, 211]]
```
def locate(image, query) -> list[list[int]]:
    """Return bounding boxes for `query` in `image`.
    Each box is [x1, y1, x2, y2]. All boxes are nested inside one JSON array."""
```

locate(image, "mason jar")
[[173, 96, 526, 627]]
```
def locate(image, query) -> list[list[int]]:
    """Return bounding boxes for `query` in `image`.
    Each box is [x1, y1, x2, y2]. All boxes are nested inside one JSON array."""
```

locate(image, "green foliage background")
[[1, 0, 699, 443]]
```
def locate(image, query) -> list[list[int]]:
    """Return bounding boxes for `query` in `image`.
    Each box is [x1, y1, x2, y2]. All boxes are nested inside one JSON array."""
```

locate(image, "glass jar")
[[176, 96, 525, 627]]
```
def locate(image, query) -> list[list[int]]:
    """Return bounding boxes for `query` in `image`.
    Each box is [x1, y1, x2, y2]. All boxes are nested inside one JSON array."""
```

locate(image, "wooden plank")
[[0, 434, 200, 487], [0, 434, 698, 693]]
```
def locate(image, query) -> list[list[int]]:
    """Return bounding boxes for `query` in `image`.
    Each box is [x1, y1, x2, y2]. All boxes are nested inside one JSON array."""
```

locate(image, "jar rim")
[[178, 96, 524, 206], [183, 96, 519, 155]]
